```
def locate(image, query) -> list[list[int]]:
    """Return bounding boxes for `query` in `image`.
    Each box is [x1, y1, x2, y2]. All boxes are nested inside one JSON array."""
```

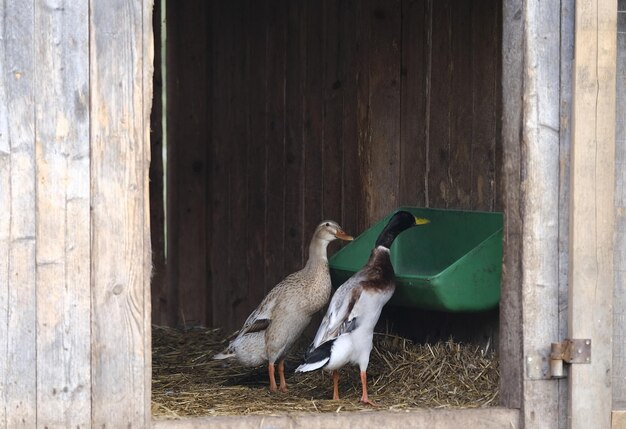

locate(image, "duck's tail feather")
[[295, 339, 335, 373], [213, 347, 235, 360], [296, 358, 329, 372]]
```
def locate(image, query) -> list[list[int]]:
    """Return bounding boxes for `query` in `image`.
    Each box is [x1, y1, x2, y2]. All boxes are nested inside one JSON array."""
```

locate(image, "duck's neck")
[[362, 246, 395, 285], [304, 236, 330, 271]]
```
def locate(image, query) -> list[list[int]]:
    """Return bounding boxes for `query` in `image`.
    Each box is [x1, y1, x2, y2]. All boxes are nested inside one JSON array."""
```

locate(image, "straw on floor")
[[152, 325, 499, 417]]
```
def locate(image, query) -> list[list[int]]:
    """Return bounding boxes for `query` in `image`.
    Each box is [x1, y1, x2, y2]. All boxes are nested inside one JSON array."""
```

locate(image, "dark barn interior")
[[149, 0, 503, 344]]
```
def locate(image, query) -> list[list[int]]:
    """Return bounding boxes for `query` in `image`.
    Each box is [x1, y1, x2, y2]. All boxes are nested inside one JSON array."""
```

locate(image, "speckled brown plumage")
[[213, 220, 353, 392]]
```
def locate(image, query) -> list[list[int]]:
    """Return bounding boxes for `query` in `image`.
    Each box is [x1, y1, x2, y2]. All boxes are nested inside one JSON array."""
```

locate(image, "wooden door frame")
[[501, 1, 617, 428]]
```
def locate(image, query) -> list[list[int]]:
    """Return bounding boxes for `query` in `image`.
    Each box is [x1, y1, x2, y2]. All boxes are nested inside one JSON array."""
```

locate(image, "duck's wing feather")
[[232, 270, 300, 338], [231, 281, 283, 338], [310, 272, 366, 349]]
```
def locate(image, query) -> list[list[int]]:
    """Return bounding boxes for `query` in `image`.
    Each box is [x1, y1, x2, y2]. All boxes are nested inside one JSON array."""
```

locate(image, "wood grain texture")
[[283, 0, 306, 272], [338, 0, 363, 236], [322, 0, 343, 224], [166, 0, 210, 327], [569, 0, 616, 427], [153, 408, 521, 429], [90, 0, 151, 426], [448, 0, 473, 209], [365, 0, 401, 224], [0, 1, 37, 426], [613, 5, 626, 410], [264, 0, 288, 290], [500, 0, 523, 409], [302, 0, 324, 250], [245, 0, 268, 312], [34, 1, 91, 426], [558, 0, 574, 426], [161, 1, 502, 331], [150, 0, 166, 326], [355, 0, 372, 232], [428, 0, 452, 208], [228, 0, 251, 327], [521, 1, 562, 427], [613, 411, 626, 429], [0, 41, 7, 427], [471, 0, 499, 212], [399, 0, 428, 208], [142, 0, 155, 420], [208, 0, 233, 329]]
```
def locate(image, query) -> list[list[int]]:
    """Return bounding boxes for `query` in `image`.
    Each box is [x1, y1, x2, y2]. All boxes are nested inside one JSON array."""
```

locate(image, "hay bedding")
[[152, 325, 499, 417]]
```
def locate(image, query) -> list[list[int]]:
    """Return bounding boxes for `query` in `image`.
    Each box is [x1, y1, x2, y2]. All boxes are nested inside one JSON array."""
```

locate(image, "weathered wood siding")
[[500, 1, 575, 428], [0, 2, 37, 425], [569, 0, 616, 427], [159, 0, 503, 331], [0, 0, 154, 427], [614, 0, 626, 411]]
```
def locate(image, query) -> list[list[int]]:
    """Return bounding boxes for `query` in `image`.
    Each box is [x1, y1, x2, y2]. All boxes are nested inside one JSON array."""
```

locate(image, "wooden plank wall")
[[35, 1, 91, 426], [160, 0, 503, 331], [614, 0, 626, 411], [0, 2, 37, 425], [0, 0, 154, 427], [521, 0, 563, 424], [500, 2, 574, 428], [569, 0, 616, 427], [500, 0, 523, 411], [90, 0, 154, 425]]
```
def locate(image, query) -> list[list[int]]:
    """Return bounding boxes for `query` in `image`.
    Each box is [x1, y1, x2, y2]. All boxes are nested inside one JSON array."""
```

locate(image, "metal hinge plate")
[[549, 339, 591, 378], [526, 339, 591, 380]]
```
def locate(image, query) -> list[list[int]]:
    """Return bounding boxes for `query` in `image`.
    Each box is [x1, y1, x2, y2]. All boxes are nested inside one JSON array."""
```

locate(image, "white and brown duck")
[[296, 211, 429, 405]]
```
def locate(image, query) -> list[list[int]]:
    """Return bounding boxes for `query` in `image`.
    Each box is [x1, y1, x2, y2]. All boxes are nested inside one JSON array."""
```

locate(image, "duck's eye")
[[325, 222, 330, 227]]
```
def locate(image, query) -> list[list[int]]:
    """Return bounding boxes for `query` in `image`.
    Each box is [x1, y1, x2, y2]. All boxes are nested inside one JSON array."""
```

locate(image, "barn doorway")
[[149, 0, 503, 417]]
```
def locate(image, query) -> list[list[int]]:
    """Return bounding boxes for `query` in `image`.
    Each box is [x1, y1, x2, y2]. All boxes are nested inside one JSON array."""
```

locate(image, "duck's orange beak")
[[335, 230, 354, 241]]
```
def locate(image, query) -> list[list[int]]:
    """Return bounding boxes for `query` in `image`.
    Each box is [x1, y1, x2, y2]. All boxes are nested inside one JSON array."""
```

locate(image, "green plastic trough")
[[329, 207, 503, 312]]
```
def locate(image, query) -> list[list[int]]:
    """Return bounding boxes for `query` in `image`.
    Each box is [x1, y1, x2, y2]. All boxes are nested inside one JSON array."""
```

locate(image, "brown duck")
[[214, 221, 353, 392]]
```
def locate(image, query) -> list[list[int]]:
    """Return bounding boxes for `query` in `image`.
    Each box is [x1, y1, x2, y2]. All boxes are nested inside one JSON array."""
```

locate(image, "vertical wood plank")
[[303, 0, 324, 245], [322, 0, 343, 225], [0, 1, 37, 426], [142, 0, 155, 419], [500, 0, 523, 409], [471, 0, 498, 212], [494, 0, 503, 213], [163, 0, 180, 328], [558, 0, 575, 426], [364, 0, 401, 224], [209, 0, 234, 329], [245, 0, 268, 311], [613, 0, 626, 411], [90, 0, 151, 425], [265, 0, 288, 289], [355, 0, 372, 231], [448, 0, 473, 210], [167, 0, 210, 327], [231, 0, 252, 329], [399, 0, 428, 208], [613, 411, 626, 429], [150, 0, 166, 326], [34, 1, 91, 426], [0, 27, 7, 424], [569, 0, 616, 427], [283, 0, 306, 273], [428, 0, 452, 208], [521, 1, 561, 427], [339, 0, 363, 236]]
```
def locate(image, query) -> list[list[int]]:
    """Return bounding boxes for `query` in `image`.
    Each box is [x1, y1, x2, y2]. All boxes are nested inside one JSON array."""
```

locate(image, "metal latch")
[[549, 339, 591, 378]]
